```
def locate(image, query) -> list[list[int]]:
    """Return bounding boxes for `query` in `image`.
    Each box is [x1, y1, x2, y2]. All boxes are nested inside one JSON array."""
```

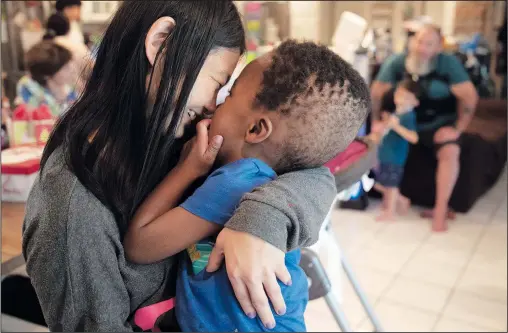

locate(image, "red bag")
[[11, 104, 35, 146], [32, 104, 55, 146], [11, 104, 55, 147]]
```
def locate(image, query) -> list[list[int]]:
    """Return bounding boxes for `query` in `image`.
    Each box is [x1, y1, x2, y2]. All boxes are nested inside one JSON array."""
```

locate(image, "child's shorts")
[[377, 163, 404, 188]]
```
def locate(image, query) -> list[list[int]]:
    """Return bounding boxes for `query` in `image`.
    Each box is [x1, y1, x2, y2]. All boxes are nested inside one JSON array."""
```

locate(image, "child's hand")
[[178, 119, 223, 178], [387, 114, 400, 128]]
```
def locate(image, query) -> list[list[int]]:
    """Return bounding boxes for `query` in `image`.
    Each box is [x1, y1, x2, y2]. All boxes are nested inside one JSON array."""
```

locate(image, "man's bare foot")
[[420, 209, 456, 220], [432, 218, 448, 232], [376, 211, 394, 222], [397, 196, 411, 215]]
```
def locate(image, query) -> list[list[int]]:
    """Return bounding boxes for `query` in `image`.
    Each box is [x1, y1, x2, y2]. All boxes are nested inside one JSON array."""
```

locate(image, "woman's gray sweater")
[[22, 148, 336, 331]]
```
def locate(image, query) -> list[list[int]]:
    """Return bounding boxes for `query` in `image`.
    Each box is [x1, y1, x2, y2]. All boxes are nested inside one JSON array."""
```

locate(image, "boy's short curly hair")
[[254, 40, 371, 173]]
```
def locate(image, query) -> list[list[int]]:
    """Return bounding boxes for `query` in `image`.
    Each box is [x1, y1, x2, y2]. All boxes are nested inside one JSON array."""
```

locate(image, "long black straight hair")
[[41, 1, 245, 232]]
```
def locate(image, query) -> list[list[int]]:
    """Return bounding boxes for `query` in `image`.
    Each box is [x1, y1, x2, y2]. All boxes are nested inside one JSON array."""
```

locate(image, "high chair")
[[300, 138, 383, 332]]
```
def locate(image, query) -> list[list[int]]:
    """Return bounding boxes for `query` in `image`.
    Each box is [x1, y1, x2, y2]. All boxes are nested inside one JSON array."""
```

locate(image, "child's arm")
[[124, 164, 220, 264], [124, 119, 223, 264], [389, 114, 419, 144]]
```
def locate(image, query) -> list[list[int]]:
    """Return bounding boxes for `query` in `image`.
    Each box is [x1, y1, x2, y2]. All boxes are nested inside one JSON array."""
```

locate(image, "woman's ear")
[[245, 116, 273, 144], [145, 17, 176, 66]]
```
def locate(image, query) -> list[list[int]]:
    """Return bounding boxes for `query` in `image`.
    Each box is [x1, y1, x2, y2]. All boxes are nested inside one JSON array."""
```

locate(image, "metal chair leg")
[[340, 254, 384, 332], [327, 225, 384, 332], [324, 293, 353, 332], [303, 193, 383, 332], [300, 248, 353, 332]]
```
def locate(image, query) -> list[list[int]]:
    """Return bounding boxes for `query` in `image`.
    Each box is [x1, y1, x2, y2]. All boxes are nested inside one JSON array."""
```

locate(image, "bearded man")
[[370, 24, 479, 231]]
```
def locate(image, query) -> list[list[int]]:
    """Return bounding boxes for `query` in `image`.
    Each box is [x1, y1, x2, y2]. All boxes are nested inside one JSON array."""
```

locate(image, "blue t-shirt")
[[177, 158, 308, 332], [375, 53, 470, 130], [378, 111, 417, 166]]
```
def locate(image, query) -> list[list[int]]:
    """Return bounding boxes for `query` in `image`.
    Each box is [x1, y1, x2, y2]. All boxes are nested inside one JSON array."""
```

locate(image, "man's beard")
[[405, 54, 435, 76]]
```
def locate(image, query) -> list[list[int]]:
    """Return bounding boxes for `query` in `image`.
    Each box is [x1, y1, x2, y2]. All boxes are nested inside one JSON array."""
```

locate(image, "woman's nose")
[[202, 103, 217, 118], [205, 100, 218, 113]]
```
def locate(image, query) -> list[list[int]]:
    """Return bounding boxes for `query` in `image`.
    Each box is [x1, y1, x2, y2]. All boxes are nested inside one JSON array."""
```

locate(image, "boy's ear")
[[145, 16, 176, 66], [245, 116, 273, 144]]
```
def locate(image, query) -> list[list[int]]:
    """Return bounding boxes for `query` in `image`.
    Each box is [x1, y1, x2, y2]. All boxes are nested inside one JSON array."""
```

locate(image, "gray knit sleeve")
[[23, 176, 133, 332], [225, 167, 337, 252]]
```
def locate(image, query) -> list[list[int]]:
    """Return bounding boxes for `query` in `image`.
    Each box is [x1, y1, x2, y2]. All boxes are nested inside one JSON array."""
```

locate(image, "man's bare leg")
[[427, 145, 460, 232], [377, 187, 398, 221]]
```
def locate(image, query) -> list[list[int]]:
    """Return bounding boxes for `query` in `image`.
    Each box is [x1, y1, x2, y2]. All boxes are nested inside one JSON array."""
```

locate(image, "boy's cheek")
[[208, 119, 224, 141]]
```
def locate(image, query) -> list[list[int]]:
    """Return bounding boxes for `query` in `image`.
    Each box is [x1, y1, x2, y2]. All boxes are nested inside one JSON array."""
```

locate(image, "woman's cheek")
[[174, 112, 191, 138]]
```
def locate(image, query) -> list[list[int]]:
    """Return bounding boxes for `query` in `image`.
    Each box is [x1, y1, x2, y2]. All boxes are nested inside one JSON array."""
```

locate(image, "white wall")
[[334, 1, 366, 24], [422, 1, 457, 37], [424, 1, 444, 27], [288, 1, 320, 41], [441, 1, 456, 36], [318, 1, 335, 44]]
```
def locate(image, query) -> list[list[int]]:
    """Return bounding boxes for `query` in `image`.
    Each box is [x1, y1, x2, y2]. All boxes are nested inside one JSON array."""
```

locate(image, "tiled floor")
[[304, 169, 507, 332]]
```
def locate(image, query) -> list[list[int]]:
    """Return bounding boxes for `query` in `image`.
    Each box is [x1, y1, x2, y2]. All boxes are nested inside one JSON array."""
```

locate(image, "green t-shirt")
[[375, 53, 470, 130]]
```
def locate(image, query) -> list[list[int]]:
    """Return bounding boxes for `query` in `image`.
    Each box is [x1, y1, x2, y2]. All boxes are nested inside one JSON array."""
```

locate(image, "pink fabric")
[[133, 298, 175, 332], [324, 141, 368, 174]]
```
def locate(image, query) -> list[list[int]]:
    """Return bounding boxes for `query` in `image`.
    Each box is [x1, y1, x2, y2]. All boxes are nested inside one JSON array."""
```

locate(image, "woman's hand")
[[206, 228, 292, 330], [177, 119, 223, 178]]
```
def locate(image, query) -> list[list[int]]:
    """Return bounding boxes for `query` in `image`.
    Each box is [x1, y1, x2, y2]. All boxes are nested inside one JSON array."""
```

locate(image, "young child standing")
[[375, 81, 419, 221], [123, 40, 371, 332]]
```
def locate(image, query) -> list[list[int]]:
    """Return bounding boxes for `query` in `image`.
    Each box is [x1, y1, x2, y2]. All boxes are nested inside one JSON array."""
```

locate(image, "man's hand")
[[434, 126, 461, 144]]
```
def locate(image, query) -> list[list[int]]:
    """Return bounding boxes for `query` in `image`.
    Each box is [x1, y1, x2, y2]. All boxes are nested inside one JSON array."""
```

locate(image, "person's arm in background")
[[370, 54, 404, 121], [445, 54, 479, 134]]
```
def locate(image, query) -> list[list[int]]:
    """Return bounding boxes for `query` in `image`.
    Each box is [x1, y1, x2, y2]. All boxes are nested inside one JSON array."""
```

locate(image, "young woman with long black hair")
[[22, 2, 336, 331]]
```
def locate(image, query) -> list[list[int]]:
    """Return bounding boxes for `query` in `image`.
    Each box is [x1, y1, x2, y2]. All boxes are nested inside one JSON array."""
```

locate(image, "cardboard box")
[[1, 146, 43, 202]]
